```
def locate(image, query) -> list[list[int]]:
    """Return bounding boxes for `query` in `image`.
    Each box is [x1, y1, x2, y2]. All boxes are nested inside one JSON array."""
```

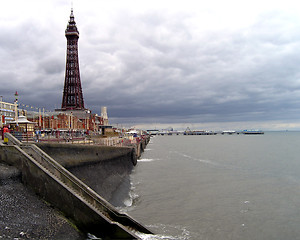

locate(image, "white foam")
[[123, 197, 133, 207], [240, 200, 251, 213], [87, 233, 101, 239], [136, 232, 189, 240], [182, 154, 192, 158], [135, 224, 194, 240], [135, 233, 179, 240], [175, 152, 219, 167], [117, 179, 141, 212], [138, 158, 159, 162], [196, 159, 220, 166]]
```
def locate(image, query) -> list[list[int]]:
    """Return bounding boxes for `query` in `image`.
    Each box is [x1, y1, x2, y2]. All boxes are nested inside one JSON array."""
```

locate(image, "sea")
[[117, 131, 300, 240]]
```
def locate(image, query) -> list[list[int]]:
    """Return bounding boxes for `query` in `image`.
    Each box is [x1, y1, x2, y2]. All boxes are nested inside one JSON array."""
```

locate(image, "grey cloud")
[[95, 10, 300, 123], [2, 6, 300, 128], [0, 16, 65, 108]]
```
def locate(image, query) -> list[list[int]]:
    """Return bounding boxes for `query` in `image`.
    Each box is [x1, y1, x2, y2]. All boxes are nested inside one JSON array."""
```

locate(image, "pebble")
[[0, 164, 84, 240]]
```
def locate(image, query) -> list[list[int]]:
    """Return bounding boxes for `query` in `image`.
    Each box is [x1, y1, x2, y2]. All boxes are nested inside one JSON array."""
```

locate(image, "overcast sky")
[[1, 0, 300, 130]]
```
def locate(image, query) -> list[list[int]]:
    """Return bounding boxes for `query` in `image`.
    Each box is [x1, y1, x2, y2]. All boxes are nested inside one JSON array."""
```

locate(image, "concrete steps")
[[3, 132, 153, 239]]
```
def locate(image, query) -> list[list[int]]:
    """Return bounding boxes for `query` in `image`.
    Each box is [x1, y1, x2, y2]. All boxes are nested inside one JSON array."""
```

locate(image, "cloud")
[[1, 1, 300, 129], [81, 9, 300, 124]]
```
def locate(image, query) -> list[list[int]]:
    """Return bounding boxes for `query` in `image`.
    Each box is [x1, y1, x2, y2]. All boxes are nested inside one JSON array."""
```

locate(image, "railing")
[[3, 132, 153, 237], [4, 132, 22, 146], [10, 131, 34, 143], [24, 145, 112, 209], [92, 137, 131, 147], [36, 136, 137, 147], [37, 136, 92, 144], [20, 141, 152, 235]]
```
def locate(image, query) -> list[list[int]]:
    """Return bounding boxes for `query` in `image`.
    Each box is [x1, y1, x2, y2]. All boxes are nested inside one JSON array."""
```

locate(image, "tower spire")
[[61, 9, 85, 110]]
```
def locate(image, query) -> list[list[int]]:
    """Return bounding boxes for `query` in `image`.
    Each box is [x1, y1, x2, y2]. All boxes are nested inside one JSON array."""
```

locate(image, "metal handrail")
[[4, 132, 22, 146], [5, 132, 152, 234], [22, 144, 112, 212], [21, 144, 150, 233]]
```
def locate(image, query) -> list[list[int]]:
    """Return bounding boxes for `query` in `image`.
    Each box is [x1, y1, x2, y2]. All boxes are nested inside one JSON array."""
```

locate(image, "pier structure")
[[147, 129, 264, 135]]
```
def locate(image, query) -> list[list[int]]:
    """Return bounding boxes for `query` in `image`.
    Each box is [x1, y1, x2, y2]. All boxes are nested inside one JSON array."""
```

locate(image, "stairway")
[[4, 132, 153, 239]]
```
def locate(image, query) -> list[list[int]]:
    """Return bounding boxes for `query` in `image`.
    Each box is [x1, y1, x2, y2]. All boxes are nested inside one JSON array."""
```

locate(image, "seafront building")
[[1, 99, 105, 130], [27, 111, 104, 132], [0, 93, 26, 127], [0, 99, 18, 127]]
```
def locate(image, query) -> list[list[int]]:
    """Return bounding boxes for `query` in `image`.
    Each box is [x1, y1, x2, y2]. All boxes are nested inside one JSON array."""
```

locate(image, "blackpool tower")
[[61, 9, 85, 111]]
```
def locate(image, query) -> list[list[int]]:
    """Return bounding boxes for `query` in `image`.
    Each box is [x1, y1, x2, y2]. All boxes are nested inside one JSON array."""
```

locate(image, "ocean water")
[[119, 132, 300, 240]]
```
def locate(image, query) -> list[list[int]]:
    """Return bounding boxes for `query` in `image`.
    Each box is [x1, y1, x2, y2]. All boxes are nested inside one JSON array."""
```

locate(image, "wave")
[[88, 224, 195, 240], [122, 190, 140, 208], [135, 223, 196, 240], [116, 178, 141, 213], [172, 151, 220, 167], [138, 158, 159, 162], [196, 159, 220, 166]]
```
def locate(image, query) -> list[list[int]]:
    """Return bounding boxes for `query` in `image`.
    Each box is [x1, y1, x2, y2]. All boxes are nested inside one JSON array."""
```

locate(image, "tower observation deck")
[[61, 9, 85, 111]]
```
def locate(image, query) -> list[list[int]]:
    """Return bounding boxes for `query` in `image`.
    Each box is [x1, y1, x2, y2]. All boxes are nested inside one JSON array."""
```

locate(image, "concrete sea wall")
[[0, 145, 137, 238], [35, 143, 137, 203], [0, 140, 153, 239], [0, 132, 152, 238], [35, 143, 137, 168]]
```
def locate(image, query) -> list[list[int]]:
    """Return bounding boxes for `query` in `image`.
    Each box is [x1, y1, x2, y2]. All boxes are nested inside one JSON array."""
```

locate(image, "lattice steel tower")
[[61, 9, 85, 110]]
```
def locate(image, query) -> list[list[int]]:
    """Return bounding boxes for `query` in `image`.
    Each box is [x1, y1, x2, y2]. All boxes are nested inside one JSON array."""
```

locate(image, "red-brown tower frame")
[[61, 9, 85, 110]]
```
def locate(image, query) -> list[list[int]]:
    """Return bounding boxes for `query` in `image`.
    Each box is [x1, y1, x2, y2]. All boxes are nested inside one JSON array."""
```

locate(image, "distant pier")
[[148, 129, 264, 136]]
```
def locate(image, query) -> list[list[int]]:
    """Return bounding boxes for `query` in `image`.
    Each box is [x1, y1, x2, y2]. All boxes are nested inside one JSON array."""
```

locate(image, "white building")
[[0, 99, 25, 127], [101, 106, 109, 126]]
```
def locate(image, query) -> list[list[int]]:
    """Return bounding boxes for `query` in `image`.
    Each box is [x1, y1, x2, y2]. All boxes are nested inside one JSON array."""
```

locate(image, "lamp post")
[[39, 108, 41, 129], [43, 108, 45, 130], [14, 91, 18, 126], [0, 96, 3, 128]]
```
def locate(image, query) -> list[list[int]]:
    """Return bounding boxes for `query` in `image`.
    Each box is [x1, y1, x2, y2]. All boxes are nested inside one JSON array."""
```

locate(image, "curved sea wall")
[[35, 143, 137, 203], [0, 134, 151, 238], [35, 143, 137, 168]]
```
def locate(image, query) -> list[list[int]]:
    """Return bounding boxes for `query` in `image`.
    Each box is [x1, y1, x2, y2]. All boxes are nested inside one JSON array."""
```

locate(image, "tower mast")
[[61, 9, 85, 110]]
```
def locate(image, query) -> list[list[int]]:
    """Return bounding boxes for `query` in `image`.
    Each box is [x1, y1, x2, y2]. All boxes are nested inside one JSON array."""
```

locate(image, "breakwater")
[[0, 133, 152, 239]]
